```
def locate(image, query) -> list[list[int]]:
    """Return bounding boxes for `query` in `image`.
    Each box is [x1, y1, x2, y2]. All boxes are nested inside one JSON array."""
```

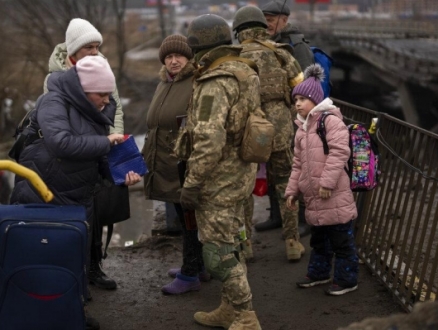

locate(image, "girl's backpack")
[[316, 111, 380, 192]]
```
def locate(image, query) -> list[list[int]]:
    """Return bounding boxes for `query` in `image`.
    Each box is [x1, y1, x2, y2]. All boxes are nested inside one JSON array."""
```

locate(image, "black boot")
[[88, 260, 117, 290], [255, 185, 282, 232], [85, 310, 100, 330], [298, 200, 311, 237]]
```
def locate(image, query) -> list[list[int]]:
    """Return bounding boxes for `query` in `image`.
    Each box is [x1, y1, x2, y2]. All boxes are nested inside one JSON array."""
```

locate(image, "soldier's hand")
[[180, 186, 201, 211], [286, 195, 298, 211]]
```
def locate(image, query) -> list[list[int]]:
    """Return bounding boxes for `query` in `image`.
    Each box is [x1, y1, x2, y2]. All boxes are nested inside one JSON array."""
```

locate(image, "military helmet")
[[232, 6, 268, 32], [187, 14, 232, 51]]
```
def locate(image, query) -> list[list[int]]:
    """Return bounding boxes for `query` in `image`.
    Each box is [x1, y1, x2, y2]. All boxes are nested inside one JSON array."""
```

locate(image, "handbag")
[[107, 135, 148, 185], [93, 180, 130, 258]]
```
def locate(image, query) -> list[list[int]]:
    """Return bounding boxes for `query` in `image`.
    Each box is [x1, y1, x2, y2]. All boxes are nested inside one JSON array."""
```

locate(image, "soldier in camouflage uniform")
[[175, 14, 262, 330], [233, 6, 305, 261]]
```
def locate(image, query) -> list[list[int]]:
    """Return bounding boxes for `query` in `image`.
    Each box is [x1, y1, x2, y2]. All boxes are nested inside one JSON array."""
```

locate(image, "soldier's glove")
[[180, 186, 201, 211]]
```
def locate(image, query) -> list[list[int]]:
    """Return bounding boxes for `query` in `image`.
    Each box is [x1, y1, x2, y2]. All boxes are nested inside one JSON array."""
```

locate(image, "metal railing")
[[333, 98, 438, 312]]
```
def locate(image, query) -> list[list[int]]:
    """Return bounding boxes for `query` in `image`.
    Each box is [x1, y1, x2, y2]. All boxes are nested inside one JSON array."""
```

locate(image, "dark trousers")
[[90, 220, 103, 264], [174, 203, 203, 277], [308, 221, 359, 287]]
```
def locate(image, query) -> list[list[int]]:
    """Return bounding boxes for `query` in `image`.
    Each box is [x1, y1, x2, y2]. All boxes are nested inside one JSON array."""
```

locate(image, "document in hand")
[[107, 135, 148, 185]]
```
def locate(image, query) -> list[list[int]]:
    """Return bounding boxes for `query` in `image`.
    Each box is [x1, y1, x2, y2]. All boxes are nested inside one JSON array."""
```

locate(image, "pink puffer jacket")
[[285, 98, 357, 226]]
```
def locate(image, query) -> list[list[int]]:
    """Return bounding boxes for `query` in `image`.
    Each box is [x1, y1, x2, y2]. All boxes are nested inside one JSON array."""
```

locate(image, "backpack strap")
[[316, 111, 333, 155]]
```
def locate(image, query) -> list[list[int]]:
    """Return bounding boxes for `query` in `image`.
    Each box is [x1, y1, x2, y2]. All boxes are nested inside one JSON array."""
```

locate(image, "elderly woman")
[[143, 35, 208, 295], [10, 56, 140, 330]]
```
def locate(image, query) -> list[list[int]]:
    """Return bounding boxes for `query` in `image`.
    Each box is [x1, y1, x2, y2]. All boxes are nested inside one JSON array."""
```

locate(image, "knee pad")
[[202, 242, 239, 282]]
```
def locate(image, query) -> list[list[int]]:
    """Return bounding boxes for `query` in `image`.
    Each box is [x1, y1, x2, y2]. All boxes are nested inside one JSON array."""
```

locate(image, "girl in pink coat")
[[285, 64, 359, 296]]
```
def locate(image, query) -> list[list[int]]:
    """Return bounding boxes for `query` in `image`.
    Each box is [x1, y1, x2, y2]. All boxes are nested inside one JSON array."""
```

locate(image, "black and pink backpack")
[[317, 111, 380, 192]]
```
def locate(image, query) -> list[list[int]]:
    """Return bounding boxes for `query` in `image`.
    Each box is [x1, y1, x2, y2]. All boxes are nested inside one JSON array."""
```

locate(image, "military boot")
[[194, 301, 235, 329], [254, 185, 282, 232], [286, 238, 305, 261], [228, 311, 262, 330]]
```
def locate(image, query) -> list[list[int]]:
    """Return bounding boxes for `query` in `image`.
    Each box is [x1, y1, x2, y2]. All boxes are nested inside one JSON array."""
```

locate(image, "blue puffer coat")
[[10, 67, 116, 222]]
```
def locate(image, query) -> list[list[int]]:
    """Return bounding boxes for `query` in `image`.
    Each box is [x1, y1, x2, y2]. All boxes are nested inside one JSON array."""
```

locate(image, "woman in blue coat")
[[11, 56, 139, 218], [10, 56, 140, 330]]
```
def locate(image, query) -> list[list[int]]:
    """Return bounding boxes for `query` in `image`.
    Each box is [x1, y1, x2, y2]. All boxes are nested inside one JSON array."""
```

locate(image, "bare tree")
[[3, 0, 109, 76], [111, 0, 128, 81]]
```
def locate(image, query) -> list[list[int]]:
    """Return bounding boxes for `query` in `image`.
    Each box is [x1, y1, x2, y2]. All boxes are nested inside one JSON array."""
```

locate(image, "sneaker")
[[88, 261, 117, 290], [325, 284, 358, 296], [296, 276, 331, 288], [167, 268, 212, 282], [161, 273, 201, 295]]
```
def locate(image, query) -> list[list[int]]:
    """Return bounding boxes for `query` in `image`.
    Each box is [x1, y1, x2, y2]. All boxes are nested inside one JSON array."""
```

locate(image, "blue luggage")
[[0, 162, 87, 330]]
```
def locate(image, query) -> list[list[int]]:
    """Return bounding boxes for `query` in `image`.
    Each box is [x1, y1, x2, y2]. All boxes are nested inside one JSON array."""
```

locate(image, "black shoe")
[[86, 316, 100, 330], [298, 222, 311, 237], [89, 262, 117, 290], [87, 286, 92, 302], [254, 217, 282, 232]]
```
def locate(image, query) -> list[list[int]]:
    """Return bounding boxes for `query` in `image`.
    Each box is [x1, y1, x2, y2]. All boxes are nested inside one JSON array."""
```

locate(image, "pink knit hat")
[[76, 56, 115, 93]]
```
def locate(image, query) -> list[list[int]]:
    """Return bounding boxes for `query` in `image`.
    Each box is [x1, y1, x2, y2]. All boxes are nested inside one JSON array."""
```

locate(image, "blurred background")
[[0, 0, 436, 142]]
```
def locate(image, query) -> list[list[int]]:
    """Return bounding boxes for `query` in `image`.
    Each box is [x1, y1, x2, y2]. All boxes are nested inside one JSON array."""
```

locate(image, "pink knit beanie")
[[76, 56, 116, 93]]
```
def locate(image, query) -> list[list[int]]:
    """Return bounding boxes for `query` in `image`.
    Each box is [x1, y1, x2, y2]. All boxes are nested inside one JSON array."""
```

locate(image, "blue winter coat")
[[10, 66, 116, 221]]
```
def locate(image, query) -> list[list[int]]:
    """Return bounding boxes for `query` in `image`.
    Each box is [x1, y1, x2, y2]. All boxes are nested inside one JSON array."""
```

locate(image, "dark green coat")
[[142, 63, 194, 203]]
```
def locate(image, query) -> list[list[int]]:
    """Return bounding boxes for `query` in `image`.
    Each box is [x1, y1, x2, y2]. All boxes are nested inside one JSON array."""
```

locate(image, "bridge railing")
[[301, 20, 438, 39], [333, 98, 438, 312]]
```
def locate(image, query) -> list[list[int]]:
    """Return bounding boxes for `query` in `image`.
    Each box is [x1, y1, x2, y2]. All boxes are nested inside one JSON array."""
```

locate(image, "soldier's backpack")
[[207, 55, 275, 163], [311, 47, 333, 98], [317, 112, 380, 192], [288, 34, 333, 98]]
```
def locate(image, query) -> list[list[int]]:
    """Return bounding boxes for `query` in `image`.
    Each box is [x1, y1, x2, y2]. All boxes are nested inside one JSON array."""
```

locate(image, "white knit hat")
[[76, 56, 115, 93], [66, 18, 103, 56]]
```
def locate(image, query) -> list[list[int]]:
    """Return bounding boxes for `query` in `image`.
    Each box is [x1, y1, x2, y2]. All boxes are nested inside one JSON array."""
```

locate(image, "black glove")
[[180, 186, 201, 211]]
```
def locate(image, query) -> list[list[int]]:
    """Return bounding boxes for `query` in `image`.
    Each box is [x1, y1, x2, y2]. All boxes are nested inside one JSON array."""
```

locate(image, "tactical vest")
[[241, 39, 291, 106], [196, 56, 259, 147]]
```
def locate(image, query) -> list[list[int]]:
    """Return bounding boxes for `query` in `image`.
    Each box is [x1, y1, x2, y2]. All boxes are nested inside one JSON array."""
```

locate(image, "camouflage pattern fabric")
[[243, 194, 254, 240], [183, 44, 259, 310], [184, 45, 258, 208], [196, 203, 252, 307], [238, 28, 301, 240], [267, 148, 298, 240], [238, 28, 303, 152]]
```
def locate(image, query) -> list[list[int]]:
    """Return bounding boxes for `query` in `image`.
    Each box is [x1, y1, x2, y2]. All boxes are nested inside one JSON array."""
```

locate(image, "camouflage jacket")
[[184, 45, 258, 208], [238, 28, 303, 151], [43, 43, 124, 134]]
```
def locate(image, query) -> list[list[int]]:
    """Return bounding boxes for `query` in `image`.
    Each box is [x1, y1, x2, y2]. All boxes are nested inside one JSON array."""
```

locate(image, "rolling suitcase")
[[0, 160, 87, 330]]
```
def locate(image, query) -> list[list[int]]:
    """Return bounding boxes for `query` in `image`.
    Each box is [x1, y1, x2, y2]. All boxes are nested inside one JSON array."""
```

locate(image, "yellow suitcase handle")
[[0, 160, 53, 203]]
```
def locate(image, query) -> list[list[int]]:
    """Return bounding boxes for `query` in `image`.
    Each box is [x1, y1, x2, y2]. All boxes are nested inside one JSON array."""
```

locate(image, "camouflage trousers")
[[243, 148, 298, 240], [196, 202, 252, 309]]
